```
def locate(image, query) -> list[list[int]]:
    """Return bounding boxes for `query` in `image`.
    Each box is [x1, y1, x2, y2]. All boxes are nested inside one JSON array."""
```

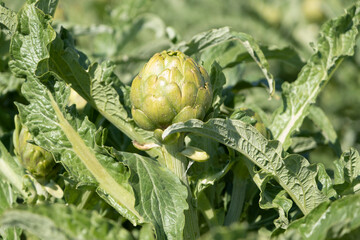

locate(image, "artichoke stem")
[[162, 134, 199, 239]]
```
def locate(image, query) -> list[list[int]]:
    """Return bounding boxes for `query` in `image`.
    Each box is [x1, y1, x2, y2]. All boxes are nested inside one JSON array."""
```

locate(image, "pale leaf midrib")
[[276, 79, 322, 144], [47, 91, 142, 221]]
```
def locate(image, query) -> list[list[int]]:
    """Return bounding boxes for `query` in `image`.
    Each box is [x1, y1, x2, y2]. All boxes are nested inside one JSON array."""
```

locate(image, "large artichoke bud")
[[13, 116, 56, 178], [130, 50, 213, 130]]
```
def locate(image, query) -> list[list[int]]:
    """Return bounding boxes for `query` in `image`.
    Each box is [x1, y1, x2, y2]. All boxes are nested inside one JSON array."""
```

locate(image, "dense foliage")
[[1, 0, 360, 239]]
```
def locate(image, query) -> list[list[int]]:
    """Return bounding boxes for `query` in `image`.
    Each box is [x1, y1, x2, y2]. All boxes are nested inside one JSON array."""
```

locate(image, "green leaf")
[[175, 27, 275, 96], [139, 223, 156, 240], [0, 180, 13, 215], [9, 3, 56, 76], [163, 119, 327, 215], [250, 168, 292, 228], [0, 140, 54, 204], [276, 194, 360, 240], [224, 46, 304, 69], [0, 141, 26, 197], [8, 2, 161, 159], [316, 163, 337, 199], [269, 3, 360, 149], [0, 180, 22, 240], [199, 222, 268, 240], [0, 72, 23, 96], [290, 136, 318, 153], [0, 204, 134, 240], [208, 62, 226, 118], [16, 76, 142, 224], [35, 0, 59, 17], [0, 3, 17, 36], [115, 152, 189, 240], [242, 155, 292, 229], [308, 106, 337, 144], [308, 105, 341, 155], [333, 148, 360, 196]]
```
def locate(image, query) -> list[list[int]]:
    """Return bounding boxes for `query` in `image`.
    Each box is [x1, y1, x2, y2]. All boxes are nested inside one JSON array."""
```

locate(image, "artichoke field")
[[0, 0, 360, 240]]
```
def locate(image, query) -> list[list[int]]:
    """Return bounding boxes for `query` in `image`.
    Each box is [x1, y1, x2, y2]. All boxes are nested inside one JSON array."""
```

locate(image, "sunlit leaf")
[[175, 27, 275, 96], [0, 204, 134, 240], [163, 119, 327, 215], [269, 3, 360, 149], [276, 194, 360, 240]]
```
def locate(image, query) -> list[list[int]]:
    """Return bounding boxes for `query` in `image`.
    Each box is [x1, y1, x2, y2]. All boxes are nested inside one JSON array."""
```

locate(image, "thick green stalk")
[[162, 134, 199, 240]]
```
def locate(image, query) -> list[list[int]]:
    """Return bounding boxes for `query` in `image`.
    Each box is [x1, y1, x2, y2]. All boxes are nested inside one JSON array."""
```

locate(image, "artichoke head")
[[130, 50, 213, 131], [13, 116, 55, 178]]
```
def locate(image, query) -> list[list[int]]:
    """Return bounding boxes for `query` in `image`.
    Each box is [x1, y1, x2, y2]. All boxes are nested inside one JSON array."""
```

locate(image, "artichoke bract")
[[13, 116, 56, 178], [130, 50, 213, 130]]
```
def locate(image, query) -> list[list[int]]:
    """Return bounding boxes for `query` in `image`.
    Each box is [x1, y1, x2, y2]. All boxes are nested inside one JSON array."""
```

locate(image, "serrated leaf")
[[0, 3, 17, 35], [333, 148, 360, 196], [0, 180, 16, 216], [115, 152, 188, 240], [0, 180, 22, 240], [249, 167, 292, 229], [175, 27, 275, 96], [224, 46, 304, 69], [16, 76, 142, 224], [0, 145, 23, 240], [35, 0, 59, 17], [9, 3, 56, 76], [0, 204, 134, 240], [269, 3, 360, 149], [0, 72, 23, 96], [0, 141, 26, 197], [8, 2, 161, 159], [276, 194, 360, 240], [163, 119, 327, 215], [308, 105, 341, 155], [316, 163, 337, 199], [208, 62, 226, 118]]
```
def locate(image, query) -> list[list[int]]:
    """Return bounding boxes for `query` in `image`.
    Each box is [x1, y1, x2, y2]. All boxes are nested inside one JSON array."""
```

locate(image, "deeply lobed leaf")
[[16, 76, 141, 223], [175, 27, 275, 96], [116, 151, 188, 240], [163, 119, 328, 215], [0, 204, 134, 240], [269, 3, 360, 149], [276, 194, 360, 240]]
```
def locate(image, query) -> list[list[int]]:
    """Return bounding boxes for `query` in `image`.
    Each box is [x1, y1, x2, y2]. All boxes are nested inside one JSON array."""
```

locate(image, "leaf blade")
[[277, 194, 360, 240], [163, 119, 327, 214], [116, 152, 189, 240], [17, 76, 142, 223], [0, 204, 134, 240], [269, 3, 360, 148], [175, 27, 275, 96]]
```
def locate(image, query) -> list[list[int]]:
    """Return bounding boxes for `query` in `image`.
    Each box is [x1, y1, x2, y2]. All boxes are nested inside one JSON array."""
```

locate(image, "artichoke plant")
[[130, 50, 213, 131], [13, 116, 56, 178]]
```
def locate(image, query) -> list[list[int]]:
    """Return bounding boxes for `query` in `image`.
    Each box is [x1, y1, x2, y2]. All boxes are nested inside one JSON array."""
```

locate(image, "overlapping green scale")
[[130, 50, 212, 130]]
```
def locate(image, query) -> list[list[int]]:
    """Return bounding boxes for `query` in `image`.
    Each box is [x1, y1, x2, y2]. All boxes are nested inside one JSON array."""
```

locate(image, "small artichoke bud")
[[130, 50, 213, 131], [13, 115, 56, 178], [230, 108, 268, 138]]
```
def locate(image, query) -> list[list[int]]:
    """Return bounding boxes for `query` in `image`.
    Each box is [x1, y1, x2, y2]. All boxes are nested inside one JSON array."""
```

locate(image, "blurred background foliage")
[[1, 0, 360, 169]]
